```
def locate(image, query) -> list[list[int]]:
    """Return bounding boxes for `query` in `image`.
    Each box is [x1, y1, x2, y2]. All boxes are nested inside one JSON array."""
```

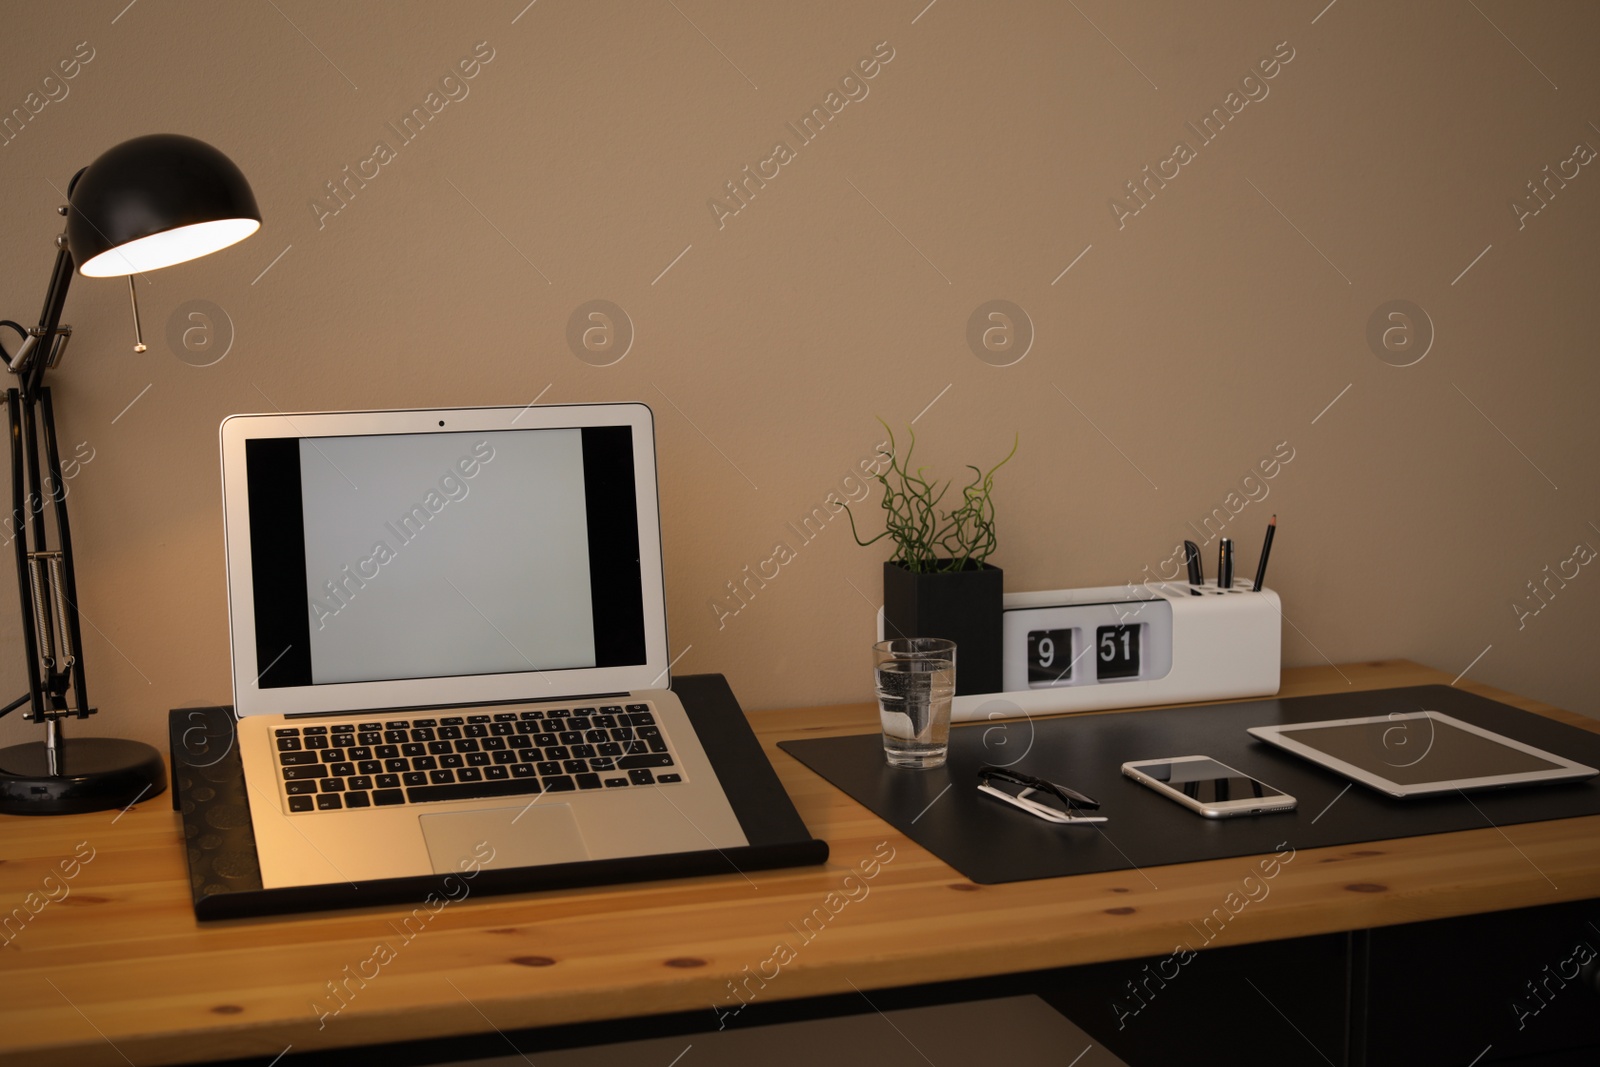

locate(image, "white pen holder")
[[880, 581, 1281, 722]]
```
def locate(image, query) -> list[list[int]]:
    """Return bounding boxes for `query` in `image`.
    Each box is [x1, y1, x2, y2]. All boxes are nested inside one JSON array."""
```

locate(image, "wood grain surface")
[[1, 661, 1596, 1066]]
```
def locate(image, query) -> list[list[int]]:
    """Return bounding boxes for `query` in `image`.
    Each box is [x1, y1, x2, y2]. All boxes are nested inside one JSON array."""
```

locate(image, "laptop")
[[218, 402, 748, 889]]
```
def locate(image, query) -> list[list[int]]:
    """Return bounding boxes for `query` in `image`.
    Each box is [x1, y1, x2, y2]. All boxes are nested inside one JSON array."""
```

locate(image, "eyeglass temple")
[[979, 766, 1099, 809]]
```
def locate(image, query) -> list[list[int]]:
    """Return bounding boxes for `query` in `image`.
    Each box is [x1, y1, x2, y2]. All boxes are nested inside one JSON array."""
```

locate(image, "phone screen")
[[1138, 759, 1285, 803]]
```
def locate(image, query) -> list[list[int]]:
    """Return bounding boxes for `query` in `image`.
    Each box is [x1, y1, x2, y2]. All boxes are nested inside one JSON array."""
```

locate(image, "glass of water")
[[873, 638, 956, 769]]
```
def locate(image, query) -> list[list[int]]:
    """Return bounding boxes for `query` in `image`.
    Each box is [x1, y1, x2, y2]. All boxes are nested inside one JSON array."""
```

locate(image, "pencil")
[[1252, 515, 1277, 592]]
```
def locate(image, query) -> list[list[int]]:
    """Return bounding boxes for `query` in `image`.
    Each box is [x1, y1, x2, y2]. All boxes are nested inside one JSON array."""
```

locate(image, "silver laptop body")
[[219, 403, 747, 888]]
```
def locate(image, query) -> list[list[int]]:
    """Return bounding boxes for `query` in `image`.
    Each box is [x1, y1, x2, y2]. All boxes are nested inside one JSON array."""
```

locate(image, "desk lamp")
[[0, 134, 259, 814]]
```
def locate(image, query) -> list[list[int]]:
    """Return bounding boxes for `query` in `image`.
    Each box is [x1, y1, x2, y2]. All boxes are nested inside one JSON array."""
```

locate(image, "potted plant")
[[844, 420, 1017, 696]]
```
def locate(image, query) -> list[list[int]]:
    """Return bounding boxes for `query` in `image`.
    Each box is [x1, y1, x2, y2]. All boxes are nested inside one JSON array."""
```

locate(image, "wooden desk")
[[2, 661, 1598, 1066]]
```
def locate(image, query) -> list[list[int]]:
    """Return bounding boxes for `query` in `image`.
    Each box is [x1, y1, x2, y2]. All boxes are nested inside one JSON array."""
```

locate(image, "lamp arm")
[[16, 239, 73, 581], [18, 241, 75, 390], [39, 387, 88, 716], [5, 228, 90, 728], [5, 390, 46, 724]]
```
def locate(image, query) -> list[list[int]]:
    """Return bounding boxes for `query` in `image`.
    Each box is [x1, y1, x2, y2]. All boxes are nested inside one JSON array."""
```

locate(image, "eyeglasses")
[[976, 765, 1106, 825]]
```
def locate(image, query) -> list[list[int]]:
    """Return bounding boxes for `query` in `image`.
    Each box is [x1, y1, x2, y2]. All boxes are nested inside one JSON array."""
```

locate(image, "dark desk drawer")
[[1035, 900, 1600, 1066], [1039, 933, 1351, 1065], [1359, 898, 1600, 1066]]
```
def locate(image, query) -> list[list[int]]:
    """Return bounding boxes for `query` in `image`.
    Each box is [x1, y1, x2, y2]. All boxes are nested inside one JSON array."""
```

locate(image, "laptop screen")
[[221, 405, 669, 717], [245, 425, 645, 688]]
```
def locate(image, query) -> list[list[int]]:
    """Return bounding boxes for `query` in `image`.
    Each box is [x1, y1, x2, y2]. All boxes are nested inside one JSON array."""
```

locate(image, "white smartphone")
[[1122, 756, 1297, 818]]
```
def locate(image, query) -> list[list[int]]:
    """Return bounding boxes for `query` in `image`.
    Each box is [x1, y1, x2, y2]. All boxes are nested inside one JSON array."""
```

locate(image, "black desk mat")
[[778, 685, 1600, 884], [171, 674, 828, 919]]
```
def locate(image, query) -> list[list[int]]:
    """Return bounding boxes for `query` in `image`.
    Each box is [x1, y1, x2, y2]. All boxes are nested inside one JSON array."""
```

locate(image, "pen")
[[1184, 540, 1204, 590], [1218, 538, 1233, 589], [1252, 514, 1277, 592]]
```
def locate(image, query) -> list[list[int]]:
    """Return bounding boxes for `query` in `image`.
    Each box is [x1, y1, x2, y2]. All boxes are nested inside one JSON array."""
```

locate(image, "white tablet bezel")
[[1247, 711, 1598, 798], [220, 403, 670, 718]]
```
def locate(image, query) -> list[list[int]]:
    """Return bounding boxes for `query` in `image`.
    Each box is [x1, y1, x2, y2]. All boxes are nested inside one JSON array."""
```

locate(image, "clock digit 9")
[[1026, 628, 1073, 686]]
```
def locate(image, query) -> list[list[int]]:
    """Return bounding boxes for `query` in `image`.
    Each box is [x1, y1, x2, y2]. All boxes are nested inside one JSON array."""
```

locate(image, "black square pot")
[[882, 560, 1002, 696]]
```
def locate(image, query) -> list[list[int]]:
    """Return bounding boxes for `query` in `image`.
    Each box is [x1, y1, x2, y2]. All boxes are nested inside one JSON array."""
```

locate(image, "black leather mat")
[[170, 674, 828, 919], [778, 686, 1600, 884]]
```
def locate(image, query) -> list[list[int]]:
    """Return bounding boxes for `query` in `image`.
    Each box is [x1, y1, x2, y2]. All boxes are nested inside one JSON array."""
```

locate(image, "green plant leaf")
[[839, 422, 1017, 572]]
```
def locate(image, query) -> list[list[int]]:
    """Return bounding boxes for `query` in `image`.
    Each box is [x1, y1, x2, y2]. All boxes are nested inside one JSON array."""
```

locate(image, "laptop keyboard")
[[271, 703, 683, 814]]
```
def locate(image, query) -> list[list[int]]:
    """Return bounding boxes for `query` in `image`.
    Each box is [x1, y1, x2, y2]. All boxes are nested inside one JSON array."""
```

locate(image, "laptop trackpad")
[[418, 804, 589, 874]]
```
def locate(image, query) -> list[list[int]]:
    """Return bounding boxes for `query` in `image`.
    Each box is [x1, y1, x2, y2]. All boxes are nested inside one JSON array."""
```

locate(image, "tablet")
[[1247, 711, 1599, 798]]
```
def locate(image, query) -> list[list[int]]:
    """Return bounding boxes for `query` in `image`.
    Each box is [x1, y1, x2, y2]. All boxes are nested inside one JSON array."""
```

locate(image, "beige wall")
[[1, 1, 1597, 758]]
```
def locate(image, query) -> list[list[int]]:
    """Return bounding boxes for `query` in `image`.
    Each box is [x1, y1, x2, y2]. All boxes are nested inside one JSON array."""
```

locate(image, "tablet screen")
[[1276, 716, 1565, 786]]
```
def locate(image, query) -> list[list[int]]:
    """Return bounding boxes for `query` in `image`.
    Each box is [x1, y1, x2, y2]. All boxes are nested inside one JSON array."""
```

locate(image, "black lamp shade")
[[66, 133, 260, 277]]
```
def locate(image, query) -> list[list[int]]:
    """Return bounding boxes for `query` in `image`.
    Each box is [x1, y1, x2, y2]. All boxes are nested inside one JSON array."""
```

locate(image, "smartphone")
[[1122, 756, 1296, 818]]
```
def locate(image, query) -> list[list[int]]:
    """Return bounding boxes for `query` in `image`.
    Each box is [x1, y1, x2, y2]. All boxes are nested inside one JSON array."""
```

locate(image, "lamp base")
[[0, 737, 166, 815]]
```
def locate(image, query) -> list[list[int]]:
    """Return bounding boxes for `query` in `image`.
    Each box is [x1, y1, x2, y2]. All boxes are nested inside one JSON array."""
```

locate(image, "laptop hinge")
[[278, 692, 635, 720]]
